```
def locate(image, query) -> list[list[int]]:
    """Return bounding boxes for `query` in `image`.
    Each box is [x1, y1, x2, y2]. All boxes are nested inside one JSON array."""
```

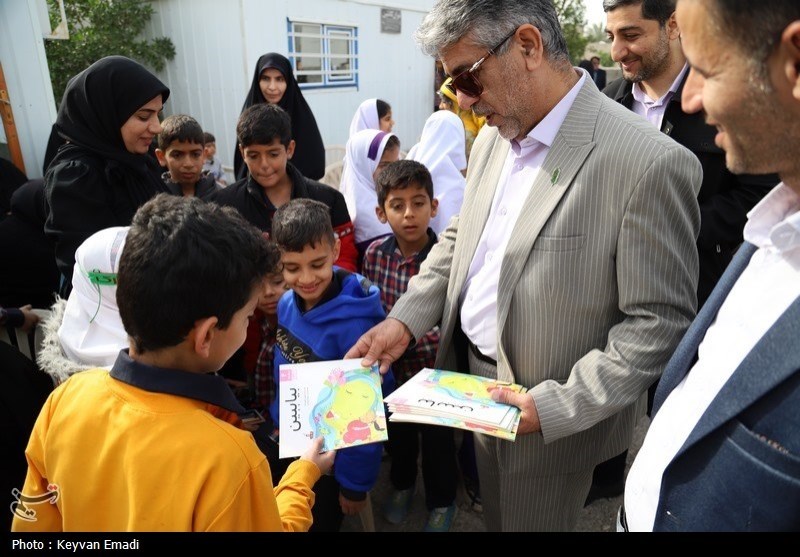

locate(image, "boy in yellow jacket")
[[12, 194, 334, 532]]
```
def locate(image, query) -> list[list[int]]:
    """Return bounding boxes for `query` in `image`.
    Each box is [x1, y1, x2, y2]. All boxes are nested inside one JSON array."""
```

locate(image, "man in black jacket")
[[585, 0, 777, 504], [603, 0, 777, 308], [590, 56, 607, 90]]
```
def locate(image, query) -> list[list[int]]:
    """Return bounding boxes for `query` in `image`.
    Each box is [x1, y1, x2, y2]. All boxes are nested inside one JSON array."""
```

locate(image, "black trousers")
[[387, 420, 458, 510]]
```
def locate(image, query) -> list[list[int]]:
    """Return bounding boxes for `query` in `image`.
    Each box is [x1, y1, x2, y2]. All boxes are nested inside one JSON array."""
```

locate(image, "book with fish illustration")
[[278, 358, 388, 459], [384, 368, 526, 441]]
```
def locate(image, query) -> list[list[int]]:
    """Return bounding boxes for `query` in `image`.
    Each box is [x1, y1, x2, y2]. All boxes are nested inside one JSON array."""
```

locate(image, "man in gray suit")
[[346, 0, 701, 531]]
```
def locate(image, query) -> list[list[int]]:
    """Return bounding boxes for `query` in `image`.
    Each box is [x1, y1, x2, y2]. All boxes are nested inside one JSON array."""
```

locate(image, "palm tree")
[[586, 22, 608, 43]]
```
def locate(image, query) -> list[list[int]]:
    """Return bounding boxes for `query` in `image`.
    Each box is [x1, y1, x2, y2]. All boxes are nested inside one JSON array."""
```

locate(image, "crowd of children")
[[9, 48, 475, 533]]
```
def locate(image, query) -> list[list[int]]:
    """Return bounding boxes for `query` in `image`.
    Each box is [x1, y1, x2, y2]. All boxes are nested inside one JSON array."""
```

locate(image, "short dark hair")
[[590, 56, 601, 63], [272, 198, 334, 253], [117, 194, 279, 354], [376, 99, 391, 120], [384, 135, 401, 152], [707, 0, 800, 71], [157, 114, 205, 151], [602, 0, 676, 27], [203, 131, 216, 144], [376, 160, 434, 208], [237, 103, 291, 149]]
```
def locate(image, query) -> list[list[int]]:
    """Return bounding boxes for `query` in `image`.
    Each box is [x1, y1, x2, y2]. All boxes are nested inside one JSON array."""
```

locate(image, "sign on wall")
[[381, 8, 401, 34]]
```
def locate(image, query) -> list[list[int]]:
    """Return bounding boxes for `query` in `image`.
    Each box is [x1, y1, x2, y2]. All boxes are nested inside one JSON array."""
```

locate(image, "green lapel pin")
[[551, 168, 560, 185]]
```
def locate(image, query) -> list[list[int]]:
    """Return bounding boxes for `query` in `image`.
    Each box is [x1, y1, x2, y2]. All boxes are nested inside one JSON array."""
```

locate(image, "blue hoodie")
[[272, 268, 395, 499]]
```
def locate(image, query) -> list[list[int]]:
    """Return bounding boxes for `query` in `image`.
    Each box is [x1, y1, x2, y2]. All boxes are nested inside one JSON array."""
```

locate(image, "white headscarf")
[[406, 110, 467, 234], [349, 98, 380, 138], [58, 226, 129, 368], [339, 129, 397, 245]]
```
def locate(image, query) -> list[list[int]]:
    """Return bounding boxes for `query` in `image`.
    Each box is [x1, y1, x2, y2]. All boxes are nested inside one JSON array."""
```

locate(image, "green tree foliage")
[[554, 0, 589, 65], [587, 22, 608, 43], [45, 0, 175, 104]]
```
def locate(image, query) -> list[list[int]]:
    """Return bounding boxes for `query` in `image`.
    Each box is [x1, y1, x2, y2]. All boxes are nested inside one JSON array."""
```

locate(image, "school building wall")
[[0, 0, 58, 179], [147, 0, 437, 180]]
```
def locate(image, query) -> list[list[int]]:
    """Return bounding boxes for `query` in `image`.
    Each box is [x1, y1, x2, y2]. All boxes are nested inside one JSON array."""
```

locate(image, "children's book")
[[384, 368, 526, 441], [387, 412, 521, 441], [278, 358, 388, 459]]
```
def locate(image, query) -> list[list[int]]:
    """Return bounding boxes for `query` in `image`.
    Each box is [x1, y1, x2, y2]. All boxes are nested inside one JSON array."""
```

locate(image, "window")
[[288, 20, 358, 89]]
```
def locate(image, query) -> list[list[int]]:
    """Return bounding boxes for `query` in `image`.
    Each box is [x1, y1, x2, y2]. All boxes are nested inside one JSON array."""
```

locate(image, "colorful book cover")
[[388, 411, 521, 441], [386, 401, 519, 431], [384, 368, 526, 429], [278, 359, 388, 459]]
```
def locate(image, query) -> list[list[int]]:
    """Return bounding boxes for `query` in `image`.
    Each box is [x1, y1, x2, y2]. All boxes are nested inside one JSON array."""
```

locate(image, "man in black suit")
[[584, 0, 777, 505], [590, 56, 606, 89]]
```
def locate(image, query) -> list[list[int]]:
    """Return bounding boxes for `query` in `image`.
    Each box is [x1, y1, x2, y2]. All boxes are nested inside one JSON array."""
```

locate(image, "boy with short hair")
[[235, 265, 288, 415], [270, 198, 395, 531], [202, 131, 227, 186], [155, 115, 220, 199], [12, 194, 333, 532], [362, 160, 458, 532], [210, 103, 358, 271]]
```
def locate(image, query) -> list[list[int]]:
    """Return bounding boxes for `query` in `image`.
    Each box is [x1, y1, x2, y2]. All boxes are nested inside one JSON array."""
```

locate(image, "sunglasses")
[[445, 29, 517, 98]]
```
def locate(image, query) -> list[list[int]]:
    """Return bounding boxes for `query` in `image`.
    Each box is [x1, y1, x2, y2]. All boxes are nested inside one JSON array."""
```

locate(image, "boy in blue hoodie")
[[270, 198, 395, 532]]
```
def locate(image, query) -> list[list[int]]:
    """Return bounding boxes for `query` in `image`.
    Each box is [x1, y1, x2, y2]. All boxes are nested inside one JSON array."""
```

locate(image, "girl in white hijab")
[[349, 98, 395, 137], [406, 110, 467, 234], [38, 227, 129, 383], [339, 129, 401, 254]]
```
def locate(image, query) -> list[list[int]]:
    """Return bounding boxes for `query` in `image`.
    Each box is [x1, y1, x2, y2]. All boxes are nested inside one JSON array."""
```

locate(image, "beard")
[[473, 102, 524, 140], [622, 33, 672, 84], [495, 116, 524, 141], [722, 76, 790, 176], [472, 55, 529, 140]]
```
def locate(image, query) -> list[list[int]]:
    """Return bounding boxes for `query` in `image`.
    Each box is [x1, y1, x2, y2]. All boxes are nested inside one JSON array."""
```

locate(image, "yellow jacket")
[[11, 369, 320, 531]]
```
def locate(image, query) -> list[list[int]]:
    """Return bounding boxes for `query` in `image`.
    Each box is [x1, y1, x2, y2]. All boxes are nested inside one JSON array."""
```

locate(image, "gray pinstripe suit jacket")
[[391, 78, 703, 472]]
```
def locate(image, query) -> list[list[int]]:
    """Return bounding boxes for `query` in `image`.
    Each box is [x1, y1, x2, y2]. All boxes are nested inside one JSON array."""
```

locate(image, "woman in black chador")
[[233, 53, 326, 181], [44, 56, 170, 289]]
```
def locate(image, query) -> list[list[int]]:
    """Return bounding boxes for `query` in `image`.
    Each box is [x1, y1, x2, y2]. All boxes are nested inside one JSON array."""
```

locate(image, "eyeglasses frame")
[[444, 28, 518, 98]]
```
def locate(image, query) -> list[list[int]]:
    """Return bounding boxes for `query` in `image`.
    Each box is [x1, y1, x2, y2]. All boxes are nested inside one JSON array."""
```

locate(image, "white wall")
[[146, 0, 249, 179], [148, 0, 436, 174], [0, 0, 58, 178]]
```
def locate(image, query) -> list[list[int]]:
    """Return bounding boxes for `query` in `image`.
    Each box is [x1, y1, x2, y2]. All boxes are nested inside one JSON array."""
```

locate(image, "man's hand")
[[20, 305, 40, 334], [491, 388, 541, 435], [339, 493, 368, 516], [299, 437, 335, 475], [344, 317, 413, 374]]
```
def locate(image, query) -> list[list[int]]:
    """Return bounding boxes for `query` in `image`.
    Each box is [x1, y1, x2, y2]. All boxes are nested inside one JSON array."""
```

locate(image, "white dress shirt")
[[459, 71, 587, 359], [631, 64, 688, 130], [624, 183, 800, 531]]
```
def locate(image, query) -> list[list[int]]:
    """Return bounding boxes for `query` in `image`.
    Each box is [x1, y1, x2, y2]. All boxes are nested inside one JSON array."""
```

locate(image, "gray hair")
[[415, 0, 569, 62]]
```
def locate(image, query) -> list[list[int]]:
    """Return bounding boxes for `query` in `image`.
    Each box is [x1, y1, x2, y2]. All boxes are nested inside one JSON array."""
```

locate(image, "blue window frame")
[[287, 20, 358, 89]]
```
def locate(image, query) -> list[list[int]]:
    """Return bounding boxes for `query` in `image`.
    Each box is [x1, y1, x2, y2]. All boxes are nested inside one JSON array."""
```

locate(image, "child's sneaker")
[[383, 487, 414, 524], [424, 504, 457, 532]]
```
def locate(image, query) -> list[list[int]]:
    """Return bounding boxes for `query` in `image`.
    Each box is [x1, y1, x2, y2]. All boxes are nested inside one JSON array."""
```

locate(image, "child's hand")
[[339, 493, 368, 516], [300, 437, 335, 475], [19, 305, 40, 334]]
